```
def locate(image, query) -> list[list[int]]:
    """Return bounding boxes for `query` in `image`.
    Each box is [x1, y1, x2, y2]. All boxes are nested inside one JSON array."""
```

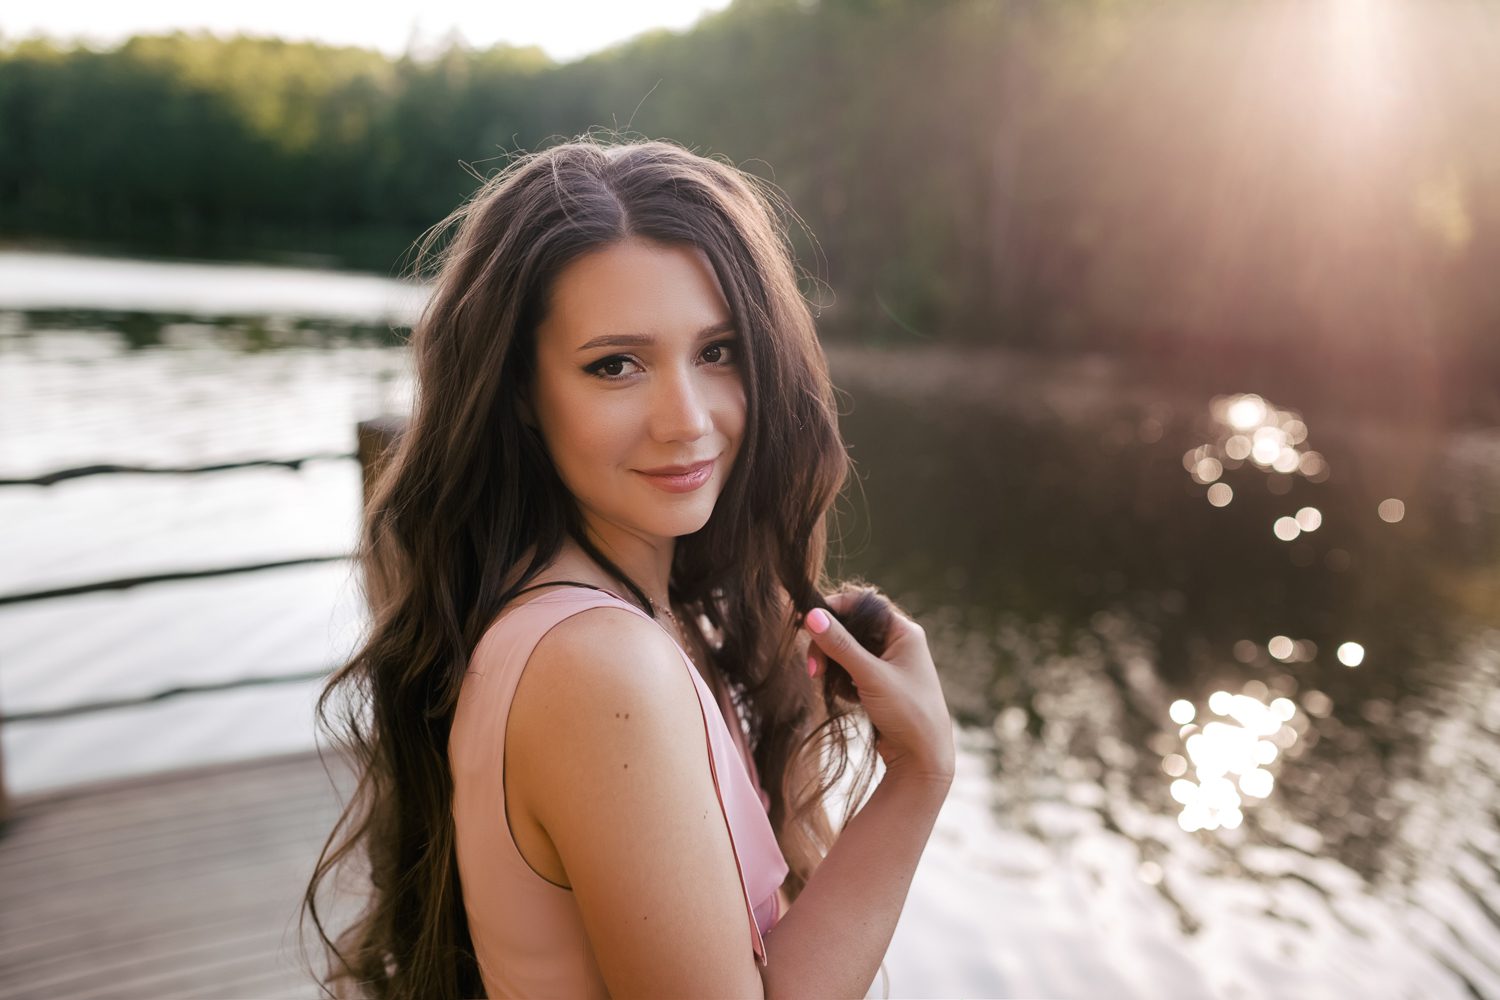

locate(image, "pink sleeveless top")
[[449, 584, 790, 998]]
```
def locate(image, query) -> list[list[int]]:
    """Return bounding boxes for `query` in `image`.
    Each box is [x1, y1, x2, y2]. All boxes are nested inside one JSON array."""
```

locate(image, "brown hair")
[[299, 131, 893, 998]]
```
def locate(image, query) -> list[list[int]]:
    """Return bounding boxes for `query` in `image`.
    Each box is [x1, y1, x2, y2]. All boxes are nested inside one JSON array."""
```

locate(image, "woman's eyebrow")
[[574, 319, 735, 353]]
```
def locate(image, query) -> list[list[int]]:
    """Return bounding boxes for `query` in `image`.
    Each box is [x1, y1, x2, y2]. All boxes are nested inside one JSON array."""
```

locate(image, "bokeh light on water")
[[1203, 393, 1330, 485], [1166, 688, 1298, 833]]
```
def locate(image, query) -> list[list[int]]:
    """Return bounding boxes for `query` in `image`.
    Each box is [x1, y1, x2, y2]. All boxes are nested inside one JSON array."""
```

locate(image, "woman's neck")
[[507, 539, 729, 704], [567, 528, 675, 609]]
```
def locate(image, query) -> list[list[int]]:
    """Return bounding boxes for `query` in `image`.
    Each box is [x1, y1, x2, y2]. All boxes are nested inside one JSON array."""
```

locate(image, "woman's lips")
[[636, 459, 714, 493]]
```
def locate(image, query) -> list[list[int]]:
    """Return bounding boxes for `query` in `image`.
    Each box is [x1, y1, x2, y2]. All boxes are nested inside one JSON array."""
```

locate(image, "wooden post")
[[356, 416, 407, 511], [356, 416, 408, 615]]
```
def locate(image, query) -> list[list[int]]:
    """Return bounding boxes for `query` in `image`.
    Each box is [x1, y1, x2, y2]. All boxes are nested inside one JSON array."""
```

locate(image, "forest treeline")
[[2, 0, 1497, 415]]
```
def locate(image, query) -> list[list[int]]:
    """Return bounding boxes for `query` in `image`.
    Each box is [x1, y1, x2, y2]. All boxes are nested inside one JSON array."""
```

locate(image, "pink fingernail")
[[806, 608, 830, 634], [807, 653, 818, 678]]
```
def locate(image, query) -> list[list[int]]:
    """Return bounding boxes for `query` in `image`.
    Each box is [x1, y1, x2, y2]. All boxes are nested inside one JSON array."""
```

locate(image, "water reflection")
[[15, 306, 406, 352], [1188, 393, 1330, 509], [1167, 688, 1297, 832], [828, 345, 1500, 994]]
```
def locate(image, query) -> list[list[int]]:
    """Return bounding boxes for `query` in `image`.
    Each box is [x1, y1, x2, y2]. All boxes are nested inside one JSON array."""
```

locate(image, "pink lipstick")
[[637, 458, 714, 493]]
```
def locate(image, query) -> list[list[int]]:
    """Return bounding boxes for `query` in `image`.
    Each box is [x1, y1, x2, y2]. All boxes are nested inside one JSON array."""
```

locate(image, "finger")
[[871, 611, 925, 657], [802, 607, 884, 683], [885, 609, 923, 641], [804, 624, 824, 677]]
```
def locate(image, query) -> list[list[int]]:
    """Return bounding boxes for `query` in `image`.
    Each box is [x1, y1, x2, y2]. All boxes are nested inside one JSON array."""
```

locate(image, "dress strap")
[[512, 579, 632, 604]]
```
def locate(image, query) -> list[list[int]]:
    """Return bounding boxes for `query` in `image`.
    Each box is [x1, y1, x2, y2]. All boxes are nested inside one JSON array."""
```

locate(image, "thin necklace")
[[645, 594, 697, 668], [647, 596, 735, 713]]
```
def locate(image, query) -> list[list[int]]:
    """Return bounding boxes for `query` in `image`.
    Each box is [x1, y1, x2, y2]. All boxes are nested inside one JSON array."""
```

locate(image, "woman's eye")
[[703, 340, 737, 365], [585, 355, 638, 379]]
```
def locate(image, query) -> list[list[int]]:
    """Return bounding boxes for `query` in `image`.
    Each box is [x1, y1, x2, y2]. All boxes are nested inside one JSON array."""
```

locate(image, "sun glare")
[[1328, 0, 1400, 126]]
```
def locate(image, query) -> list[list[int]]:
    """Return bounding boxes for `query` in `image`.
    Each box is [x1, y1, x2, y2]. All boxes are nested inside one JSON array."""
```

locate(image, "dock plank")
[[0, 750, 368, 1000]]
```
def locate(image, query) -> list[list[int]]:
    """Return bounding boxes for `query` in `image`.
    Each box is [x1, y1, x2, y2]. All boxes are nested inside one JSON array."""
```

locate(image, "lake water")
[[2, 248, 1498, 998]]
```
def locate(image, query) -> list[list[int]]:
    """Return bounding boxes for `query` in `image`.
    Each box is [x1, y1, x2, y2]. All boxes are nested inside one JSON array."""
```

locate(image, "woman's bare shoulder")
[[507, 605, 695, 765], [531, 604, 682, 689]]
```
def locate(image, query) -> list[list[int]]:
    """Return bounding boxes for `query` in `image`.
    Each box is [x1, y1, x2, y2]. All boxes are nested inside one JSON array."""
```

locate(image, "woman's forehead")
[[538, 239, 730, 352]]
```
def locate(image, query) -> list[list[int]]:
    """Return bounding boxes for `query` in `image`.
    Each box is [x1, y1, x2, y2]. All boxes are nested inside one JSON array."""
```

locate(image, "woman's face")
[[528, 238, 747, 546]]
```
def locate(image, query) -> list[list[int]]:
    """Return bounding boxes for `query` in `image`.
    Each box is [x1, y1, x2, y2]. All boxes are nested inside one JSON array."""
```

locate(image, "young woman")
[[301, 135, 955, 999]]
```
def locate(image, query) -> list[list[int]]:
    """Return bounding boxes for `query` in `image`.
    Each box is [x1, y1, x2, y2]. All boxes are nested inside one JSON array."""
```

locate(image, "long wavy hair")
[[299, 132, 895, 999]]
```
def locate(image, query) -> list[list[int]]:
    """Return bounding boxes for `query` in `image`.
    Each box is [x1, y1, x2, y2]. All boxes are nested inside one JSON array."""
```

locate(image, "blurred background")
[[1, 0, 1498, 997]]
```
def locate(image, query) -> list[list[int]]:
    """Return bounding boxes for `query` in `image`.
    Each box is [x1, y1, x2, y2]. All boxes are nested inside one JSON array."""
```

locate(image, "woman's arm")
[[511, 608, 769, 998], [760, 772, 949, 997], [767, 594, 957, 996]]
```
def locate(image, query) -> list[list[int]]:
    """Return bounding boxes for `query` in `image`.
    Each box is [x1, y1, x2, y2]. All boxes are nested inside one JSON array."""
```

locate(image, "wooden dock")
[[0, 749, 363, 999]]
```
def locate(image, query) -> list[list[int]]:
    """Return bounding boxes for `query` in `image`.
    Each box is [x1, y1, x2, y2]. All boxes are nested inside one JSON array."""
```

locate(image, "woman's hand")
[[803, 593, 956, 787]]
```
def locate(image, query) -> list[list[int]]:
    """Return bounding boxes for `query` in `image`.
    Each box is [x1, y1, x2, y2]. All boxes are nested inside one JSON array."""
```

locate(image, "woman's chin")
[[664, 513, 714, 538], [649, 500, 717, 538]]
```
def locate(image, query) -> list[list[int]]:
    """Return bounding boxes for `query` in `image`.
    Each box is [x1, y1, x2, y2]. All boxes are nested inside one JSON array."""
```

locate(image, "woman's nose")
[[651, 368, 714, 442]]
